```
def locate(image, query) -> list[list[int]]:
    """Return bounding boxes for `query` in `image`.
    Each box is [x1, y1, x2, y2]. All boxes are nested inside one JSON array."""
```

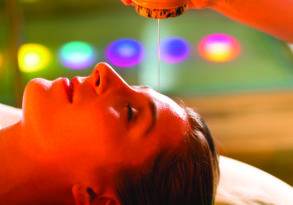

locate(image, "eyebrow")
[[144, 101, 157, 136]]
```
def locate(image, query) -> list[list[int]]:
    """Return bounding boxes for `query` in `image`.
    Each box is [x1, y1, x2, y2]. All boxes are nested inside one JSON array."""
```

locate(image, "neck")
[[0, 122, 36, 196], [0, 123, 71, 205], [0, 123, 74, 204]]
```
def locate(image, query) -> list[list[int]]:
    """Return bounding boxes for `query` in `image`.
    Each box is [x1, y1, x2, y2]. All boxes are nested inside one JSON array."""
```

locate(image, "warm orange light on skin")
[[0, 62, 189, 204], [21, 62, 188, 179]]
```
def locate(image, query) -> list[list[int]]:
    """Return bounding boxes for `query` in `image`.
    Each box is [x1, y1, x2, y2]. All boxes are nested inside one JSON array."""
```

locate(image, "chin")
[[23, 78, 52, 103], [22, 78, 52, 121]]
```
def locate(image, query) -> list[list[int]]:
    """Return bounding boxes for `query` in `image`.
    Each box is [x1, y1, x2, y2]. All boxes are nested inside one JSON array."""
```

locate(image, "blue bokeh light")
[[161, 37, 191, 64], [105, 39, 144, 68]]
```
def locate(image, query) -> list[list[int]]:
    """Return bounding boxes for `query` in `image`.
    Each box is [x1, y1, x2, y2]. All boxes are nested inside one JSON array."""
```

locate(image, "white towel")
[[0, 103, 21, 129]]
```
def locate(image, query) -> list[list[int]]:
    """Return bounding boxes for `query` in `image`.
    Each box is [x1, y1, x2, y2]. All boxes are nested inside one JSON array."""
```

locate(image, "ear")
[[72, 184, 120, 205]]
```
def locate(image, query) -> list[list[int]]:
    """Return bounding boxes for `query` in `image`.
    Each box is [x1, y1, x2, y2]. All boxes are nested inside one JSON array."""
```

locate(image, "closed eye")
[[127, 104, 137, 122]]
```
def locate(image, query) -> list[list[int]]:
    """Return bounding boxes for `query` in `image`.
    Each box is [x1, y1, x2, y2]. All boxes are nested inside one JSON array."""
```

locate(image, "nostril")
[[94, 70, 101, 87], [86, 187, 96, 202], [95, 78, 100, 87]]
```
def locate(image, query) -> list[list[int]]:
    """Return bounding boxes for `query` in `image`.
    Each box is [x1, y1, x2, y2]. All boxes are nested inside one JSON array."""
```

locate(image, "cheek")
[[29, 102, 127, 161], [22, 81, 54, 140], [107, 133, 160, 168]]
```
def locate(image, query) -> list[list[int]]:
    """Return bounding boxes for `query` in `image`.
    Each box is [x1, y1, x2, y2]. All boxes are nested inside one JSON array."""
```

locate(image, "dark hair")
[[115, 107, 219, 205]]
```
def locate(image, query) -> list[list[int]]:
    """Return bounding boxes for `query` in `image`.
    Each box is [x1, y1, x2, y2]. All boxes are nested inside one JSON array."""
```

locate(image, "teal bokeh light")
[[59, 41, 97, 70]]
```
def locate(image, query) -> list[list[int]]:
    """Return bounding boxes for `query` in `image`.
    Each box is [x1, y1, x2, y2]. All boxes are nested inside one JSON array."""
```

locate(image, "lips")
[[64, 78, 74, 103]]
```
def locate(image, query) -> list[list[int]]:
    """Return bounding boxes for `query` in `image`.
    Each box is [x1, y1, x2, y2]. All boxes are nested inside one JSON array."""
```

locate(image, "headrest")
[[216, 156, 293, 205]]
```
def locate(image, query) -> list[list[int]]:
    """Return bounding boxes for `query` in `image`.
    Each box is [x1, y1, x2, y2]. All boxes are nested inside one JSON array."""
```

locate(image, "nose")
[[89, 62, 132, 95]]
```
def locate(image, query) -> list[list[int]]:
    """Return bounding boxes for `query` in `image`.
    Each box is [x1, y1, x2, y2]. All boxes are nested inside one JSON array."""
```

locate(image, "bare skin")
[[121, 0, 293, 43], [0, 63, 189, 205]]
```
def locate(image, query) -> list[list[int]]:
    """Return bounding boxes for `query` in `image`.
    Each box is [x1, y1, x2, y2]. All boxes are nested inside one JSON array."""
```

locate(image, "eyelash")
[[127, 104, 136, 122]]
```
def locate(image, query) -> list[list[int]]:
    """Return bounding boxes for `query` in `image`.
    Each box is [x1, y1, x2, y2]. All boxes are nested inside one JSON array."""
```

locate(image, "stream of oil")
[[157, 19, 161, 90]]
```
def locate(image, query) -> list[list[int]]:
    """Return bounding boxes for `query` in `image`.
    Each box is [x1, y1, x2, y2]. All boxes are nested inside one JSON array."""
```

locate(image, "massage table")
[[1, 103, 293, 205]]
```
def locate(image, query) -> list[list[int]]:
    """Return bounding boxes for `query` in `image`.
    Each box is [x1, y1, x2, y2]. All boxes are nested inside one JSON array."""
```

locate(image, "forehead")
[[133, 85, 187, 119], [133, 85, 189, 145]]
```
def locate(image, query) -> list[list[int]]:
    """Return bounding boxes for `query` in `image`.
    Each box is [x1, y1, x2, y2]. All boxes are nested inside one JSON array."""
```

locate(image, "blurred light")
[[288, 44, 293, 52], [59, 41, 96, 70], [20, 0, 39, 3], [198, 33, 240, 63], [161, 37, 191, 64], [18, 43, 51, 73], [0, 53, 3, 68], [106, 38, 144, 68]]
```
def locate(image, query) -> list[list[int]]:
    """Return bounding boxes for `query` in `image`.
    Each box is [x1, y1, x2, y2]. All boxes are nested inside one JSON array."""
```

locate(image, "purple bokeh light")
[[105, 39, 144, 68], [160, 37, 191, 64]]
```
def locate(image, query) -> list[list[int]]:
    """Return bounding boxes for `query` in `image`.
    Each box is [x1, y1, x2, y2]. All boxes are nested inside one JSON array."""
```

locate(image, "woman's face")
[[22, 63, 188, 175]]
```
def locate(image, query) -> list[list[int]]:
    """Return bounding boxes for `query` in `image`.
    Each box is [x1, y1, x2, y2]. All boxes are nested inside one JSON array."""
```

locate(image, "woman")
[[0, 62, 219, 205]]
